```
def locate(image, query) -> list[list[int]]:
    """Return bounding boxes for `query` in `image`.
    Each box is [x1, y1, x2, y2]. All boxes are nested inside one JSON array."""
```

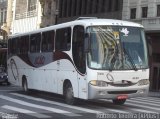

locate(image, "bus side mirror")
[[84, 33, 90, 53]]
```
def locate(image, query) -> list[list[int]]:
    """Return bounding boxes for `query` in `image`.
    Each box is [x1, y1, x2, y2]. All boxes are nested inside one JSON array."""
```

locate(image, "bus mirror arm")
[[84, 33, 90, 53]]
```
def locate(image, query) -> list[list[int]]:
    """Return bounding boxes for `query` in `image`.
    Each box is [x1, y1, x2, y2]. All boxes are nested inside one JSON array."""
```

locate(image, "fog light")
[[99, 91, 105, 95], [137, 89, 144, 94]]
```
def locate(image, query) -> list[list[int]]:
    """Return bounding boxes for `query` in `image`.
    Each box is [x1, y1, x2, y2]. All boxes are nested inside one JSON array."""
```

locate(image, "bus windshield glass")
[[87, 26, 148, 70]]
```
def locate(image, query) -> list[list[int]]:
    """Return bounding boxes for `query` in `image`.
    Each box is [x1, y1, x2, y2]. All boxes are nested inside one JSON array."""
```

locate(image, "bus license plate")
[[117, 95, 128, 100]]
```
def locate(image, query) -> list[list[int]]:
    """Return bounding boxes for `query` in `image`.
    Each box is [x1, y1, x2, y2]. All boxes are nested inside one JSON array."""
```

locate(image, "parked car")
[[0, 67, 10, 85]]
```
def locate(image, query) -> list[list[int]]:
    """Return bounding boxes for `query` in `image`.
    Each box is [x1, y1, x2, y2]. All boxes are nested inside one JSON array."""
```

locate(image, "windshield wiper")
[[123, 47, 138, 71], [108, 43, 119, 72]]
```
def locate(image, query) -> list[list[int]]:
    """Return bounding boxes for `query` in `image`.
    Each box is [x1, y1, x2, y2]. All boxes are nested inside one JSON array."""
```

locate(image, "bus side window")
[[42, 32, 48, 52], [17, 37, 22, 54], [42, 30, 54, 52], [8, 38, 11, 55], [55, 27, 71, 51], [30, 33, 41, 53], [21, 35, 29, 54], [48, 30, 55, 51], [12, 38, 17, 54]]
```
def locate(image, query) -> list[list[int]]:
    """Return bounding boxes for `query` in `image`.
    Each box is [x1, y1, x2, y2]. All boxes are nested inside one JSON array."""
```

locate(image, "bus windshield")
[[87, 26, 148, 70]]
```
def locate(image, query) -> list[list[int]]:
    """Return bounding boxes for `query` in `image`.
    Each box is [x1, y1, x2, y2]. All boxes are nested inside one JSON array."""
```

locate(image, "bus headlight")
[[138, 79, 149, 86], [89, 80, 108, 87]]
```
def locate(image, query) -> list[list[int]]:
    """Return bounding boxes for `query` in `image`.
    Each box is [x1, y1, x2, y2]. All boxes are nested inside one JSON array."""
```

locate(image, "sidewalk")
[[148, 91, 160, 98]]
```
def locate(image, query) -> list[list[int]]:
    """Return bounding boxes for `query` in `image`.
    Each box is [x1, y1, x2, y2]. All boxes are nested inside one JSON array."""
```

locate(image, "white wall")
[[11, 0, 42, 34], [12, 17, 38, 34]]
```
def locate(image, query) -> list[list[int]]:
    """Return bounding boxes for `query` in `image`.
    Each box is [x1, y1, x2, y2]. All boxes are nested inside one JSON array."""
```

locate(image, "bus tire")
[[22, 77, 28, 93], [112, 99, 126, 105], [64, 82, 75, 105]]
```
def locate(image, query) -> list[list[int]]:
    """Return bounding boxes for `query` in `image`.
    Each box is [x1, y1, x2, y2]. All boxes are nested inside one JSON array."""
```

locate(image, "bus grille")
[[109, 81, 136, 87], [107, 90, 137, 94]]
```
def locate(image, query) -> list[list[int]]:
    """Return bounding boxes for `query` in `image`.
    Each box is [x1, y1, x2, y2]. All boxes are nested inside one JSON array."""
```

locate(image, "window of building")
[[89, 0, 93, 14], [55, 27, 71, 51], [30, 33, 41, 53], [130, 8, 136, 19], [68, 0, 72, 17], [42, 30, 54, 52], [47, 1, 52, 15], [114, 0, 119, 11], [84, 0, 88, 14], [101, 0, 106, 13], [63, 0, 67, 17], [73, 0, 77, 16], [108, 0, 112, 12], [94, 0, 99, 13], [0, 8, 6, 23], [28, 0, 37, 11], [0, 0, 6, 2], [0, 9, 4, 23], [142, 7, 148, 18], [59, 0, 63, 17], [157, 5, 160, 17], [78, 0, 82, 15], [4, 10, 6, 23]]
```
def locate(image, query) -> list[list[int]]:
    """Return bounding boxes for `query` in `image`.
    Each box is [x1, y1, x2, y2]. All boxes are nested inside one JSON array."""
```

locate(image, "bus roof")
[[10, 18, 143, 38]]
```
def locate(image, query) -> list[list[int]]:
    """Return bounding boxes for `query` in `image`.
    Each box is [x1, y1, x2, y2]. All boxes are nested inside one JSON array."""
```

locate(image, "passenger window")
[[30, 33, 41, 53], [42, 30, 54, 52], [55, 27, 71, 51], [8, 38, 11, 55], [12, 38, 17, 54], [21, 35, 29, 54], [17, 37, 22, 54]]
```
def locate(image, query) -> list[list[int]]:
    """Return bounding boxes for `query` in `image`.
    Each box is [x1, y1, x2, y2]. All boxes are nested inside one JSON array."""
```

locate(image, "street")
[[0, 85, 159, 119]]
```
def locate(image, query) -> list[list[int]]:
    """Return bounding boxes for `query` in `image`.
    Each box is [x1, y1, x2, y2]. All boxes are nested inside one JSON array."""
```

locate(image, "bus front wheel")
[[64, 82, 75, 105], [112, 99, 126, 105]]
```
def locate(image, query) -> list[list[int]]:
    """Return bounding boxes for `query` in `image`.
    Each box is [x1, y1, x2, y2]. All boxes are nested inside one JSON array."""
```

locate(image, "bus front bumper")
[[88, 84, 149, 100]]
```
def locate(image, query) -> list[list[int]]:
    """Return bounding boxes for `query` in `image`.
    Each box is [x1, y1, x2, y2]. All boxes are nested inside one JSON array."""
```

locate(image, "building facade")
[[58, 0, 123, 23], [0, 0, 7, 41], [39, 0, 58, 27], [122, 0, 160, 91], [7, 0, 58, 33], [9, 0, 123, 31], [39, 0, 123, 26], [11, 0, 42, 34]]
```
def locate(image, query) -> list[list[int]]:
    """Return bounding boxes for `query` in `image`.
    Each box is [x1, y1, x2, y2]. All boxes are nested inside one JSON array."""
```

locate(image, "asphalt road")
[[0, 84, 160, 119]]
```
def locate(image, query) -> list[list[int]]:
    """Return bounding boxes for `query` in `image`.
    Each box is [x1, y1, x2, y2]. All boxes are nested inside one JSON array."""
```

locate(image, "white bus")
[[7, 18, 149, 105]]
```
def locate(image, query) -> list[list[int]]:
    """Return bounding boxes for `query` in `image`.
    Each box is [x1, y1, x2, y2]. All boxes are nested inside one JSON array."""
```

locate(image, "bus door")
[[72, 25, 87, 99]]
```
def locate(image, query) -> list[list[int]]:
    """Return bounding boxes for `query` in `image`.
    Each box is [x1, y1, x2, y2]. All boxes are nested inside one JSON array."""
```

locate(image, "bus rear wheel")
[[112, 99, 126, 105], [64, 82, 75, 105]]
